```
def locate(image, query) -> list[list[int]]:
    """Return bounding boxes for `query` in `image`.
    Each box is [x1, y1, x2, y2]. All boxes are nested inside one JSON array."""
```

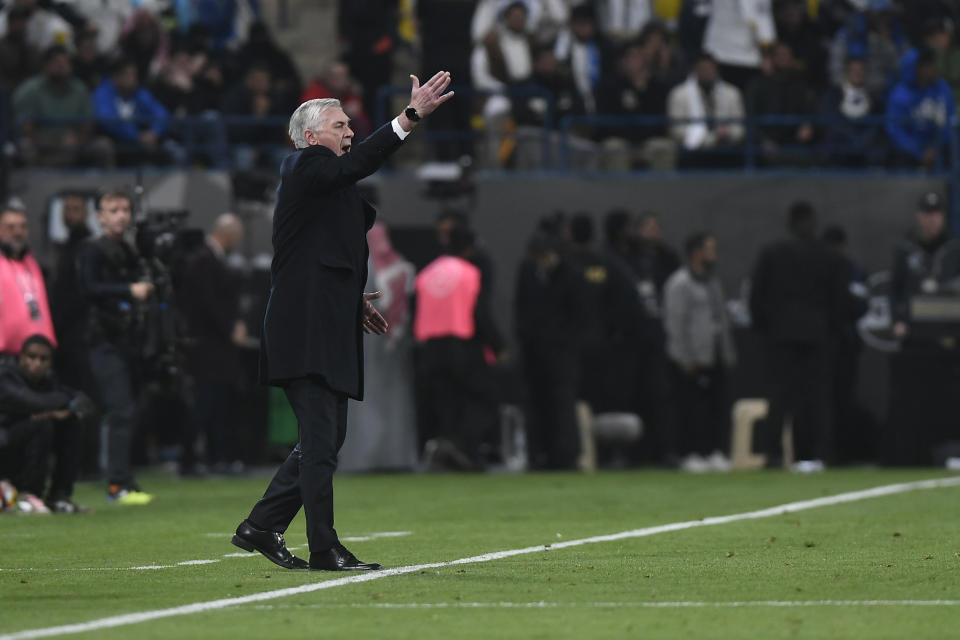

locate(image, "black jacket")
[[890, 231, 960, 325], [76, 236, 141, 345], [750, 233, 847, 345], [259, 122, 404, 398], [178, 242, 242, 383], [0, 358, 95, 432]]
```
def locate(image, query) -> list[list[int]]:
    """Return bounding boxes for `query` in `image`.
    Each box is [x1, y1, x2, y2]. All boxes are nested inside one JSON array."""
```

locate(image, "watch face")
[[406, 107, 420, 121]]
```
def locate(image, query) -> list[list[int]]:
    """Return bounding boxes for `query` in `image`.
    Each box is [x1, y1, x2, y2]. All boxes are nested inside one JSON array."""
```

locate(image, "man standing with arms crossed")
[[232, 71, 454, 571]]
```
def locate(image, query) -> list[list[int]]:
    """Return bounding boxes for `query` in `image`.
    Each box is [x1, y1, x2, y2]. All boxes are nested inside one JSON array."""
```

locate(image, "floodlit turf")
[[2, 468, 959, 639]]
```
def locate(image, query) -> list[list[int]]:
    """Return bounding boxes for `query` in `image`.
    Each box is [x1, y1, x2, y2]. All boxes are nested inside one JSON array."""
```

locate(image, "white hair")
[[288, 98, 342, 149]]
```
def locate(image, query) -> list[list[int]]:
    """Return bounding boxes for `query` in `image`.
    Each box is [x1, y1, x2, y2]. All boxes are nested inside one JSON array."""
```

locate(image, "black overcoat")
[[259, 123, 403, 399]]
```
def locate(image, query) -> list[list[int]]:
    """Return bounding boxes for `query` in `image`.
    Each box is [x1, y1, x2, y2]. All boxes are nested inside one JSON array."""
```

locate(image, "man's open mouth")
[[342, 144, 352, 153]]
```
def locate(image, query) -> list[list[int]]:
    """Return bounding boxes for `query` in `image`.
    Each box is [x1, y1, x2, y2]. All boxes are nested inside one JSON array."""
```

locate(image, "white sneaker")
[[707, 450, 732, 472], [680, 453, 711, 473], [17, 493, 51, 514], [791, 459, 826, 474]]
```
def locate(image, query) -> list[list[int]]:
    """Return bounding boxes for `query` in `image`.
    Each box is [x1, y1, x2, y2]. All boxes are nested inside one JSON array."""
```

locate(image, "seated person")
[[819, 56, 884, 166], [93, 59, 184, 166], [667, 53, 745, 168], [886, 47, 956, 170], [0, 335, 96, 513]]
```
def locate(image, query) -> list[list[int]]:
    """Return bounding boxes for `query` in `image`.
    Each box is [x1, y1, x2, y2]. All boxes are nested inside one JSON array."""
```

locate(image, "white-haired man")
[[232, 72, 454, 571]]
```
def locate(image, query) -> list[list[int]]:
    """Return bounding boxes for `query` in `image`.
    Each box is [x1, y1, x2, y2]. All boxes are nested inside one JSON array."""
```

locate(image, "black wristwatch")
[[404, 106, 421, 122]]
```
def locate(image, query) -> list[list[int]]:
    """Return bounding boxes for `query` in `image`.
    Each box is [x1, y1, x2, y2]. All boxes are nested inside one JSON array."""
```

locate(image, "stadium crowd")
[[1, 0, 960, 170]]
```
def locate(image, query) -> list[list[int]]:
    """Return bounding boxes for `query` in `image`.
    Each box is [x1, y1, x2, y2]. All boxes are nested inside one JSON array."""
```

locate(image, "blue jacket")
[[886, 50, 956, 160], [92, 79, 170, 143]]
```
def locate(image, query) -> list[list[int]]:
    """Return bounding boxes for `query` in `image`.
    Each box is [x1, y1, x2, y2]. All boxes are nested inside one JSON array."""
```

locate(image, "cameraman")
[[77, 189, 155, 505]]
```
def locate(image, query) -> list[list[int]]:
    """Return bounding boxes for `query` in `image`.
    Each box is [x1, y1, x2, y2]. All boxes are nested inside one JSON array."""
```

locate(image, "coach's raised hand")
[[399, 71, 454, 131]]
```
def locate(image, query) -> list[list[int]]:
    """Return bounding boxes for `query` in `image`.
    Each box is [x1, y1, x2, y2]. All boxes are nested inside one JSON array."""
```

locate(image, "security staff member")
[[77, 189, 155, 505], [415, 226, 504, 470]]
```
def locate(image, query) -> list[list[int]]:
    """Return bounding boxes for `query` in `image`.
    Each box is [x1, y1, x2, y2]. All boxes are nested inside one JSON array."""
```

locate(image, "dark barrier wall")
[[373, 174, 947, 338]]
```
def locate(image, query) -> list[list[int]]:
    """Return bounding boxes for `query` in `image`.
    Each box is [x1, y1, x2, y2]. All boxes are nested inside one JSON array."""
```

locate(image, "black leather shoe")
[[310, 543, 382, 571], [231, 520, 309, 570]]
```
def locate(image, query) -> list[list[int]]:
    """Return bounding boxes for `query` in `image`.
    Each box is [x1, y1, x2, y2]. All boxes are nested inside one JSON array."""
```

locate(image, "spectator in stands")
[[93, 59, 182, 166], [301, 61, 372, 139], [0, 0, 73, 53], [886, 47, 956, 170], [668, 53, 745, 167], [678, 0, 712, 61], [746, 42, 816, 164], [514, 44, 585, 128], [916, 18, 960, 114], [0, 335, 96, 514], [338, 1, 396, 122], [889, 191, 960, 344], [554, 4, 614, 114], [472, 1, 535, 103], [749, 201, 846, 470], [177, 213, 247, 476], [66, 0, 131, 56], [515, 229, 583, 470], [828, 0, 906, 101], [220, 63, 288, 170], [14, 45, 113, 167], [119, 8, 168, 83], [472, 1, 536, 166], [509, 45, 586, 167], [774, 0, 827, 91], [419, 0, 475, 160], [71, 26, 108, 90], [0, 5, 41, 93], [472, 0, 569, 45], [597, 38, 673, 170], [639, 21, 685, 88], [151, 40, 209, 116], [183, 0, 259, 51], [663, 232, 736, 473], [703, 0, 776, 91], [232, 21, 300, 114], [415, 227, 505, 471], [0, 200, 56, 359], [593, 0, 653, 43], [819, 57, 884, 166]]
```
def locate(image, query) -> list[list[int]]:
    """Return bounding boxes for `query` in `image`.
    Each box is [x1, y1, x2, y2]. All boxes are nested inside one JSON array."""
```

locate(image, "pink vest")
[[414, 255, 481, 342], [0, 253, 57, 355]]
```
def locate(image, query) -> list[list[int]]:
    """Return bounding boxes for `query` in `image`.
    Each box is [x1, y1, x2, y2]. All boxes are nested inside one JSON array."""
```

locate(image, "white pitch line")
[[246, 600, 960, 610], [341, 531, 412, 542], [2, 476, 959, 640]]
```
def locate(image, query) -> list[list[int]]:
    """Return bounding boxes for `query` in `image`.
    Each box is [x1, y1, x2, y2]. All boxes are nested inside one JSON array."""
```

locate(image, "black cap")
[[919, 191, 945, 213]]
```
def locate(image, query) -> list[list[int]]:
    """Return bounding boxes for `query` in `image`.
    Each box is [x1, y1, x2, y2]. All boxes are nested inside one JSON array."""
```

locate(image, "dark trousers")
[[88, 342, 137, 486], [760, 341, 834, 463], [0, 417, 80, 499], [247, 377, 347, 552], [671, 362, 728, 457], [182, 378, 232, 469], [417, 338, 498, 462], [522, 341, 580, 470]]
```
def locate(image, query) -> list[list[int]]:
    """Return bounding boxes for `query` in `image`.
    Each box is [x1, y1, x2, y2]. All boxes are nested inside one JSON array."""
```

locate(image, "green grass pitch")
[[2, 468, 959, 639]]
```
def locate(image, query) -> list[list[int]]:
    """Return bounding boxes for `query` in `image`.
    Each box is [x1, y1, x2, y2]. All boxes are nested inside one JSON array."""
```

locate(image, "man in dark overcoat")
[[232, 71, 454, 571]]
